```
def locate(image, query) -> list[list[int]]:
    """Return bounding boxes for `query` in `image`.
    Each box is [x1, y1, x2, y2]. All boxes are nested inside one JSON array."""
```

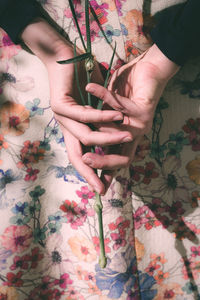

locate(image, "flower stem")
[[94, 192, 107, 268]]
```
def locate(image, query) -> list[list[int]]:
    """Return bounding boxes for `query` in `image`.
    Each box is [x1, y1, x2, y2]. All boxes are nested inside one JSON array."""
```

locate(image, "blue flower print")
[[99, 24, 121, 43], [47, 165, 87, 184], [120, 23, 128, 36], [131, 271, 157, 300], [95, 254, 157, 299], [11, 201, 28, 215], [25, 98, 44, 117], [0, 169, 21, 190], [0, 248, 12, 271]]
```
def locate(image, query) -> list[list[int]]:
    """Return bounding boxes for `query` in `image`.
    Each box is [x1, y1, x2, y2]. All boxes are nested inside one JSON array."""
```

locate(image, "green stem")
[[87, 71, 92, 106], [94, 192, 107, 268]]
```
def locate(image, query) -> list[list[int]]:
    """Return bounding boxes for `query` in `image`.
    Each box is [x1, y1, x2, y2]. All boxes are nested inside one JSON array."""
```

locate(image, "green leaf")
[[57, 52, 92, 64], [68, 0, 87, 51], [85, 0, 91, 53], [74, 40, 86, 105], [90, 4, 111, 45], [97, 42, 116, 110]]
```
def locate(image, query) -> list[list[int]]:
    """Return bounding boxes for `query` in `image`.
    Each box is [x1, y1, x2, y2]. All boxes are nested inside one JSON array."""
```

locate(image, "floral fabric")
[[0, 0, 200, 299]]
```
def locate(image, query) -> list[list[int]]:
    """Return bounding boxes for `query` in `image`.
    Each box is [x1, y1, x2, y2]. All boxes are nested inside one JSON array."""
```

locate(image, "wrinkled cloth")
[[0, 0, 200, 299]]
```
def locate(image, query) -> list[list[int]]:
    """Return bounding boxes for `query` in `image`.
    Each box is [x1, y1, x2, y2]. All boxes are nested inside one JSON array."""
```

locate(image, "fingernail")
[[113, 114, 123, 121], [122, 136, 132, 142], [83, 157, 93, 166], [86, 85, 94, 93]]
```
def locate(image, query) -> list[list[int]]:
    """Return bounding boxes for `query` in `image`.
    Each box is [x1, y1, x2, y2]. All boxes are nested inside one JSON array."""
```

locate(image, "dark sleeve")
[[0, 0, 42, 43], [150, 0, 200, 65]]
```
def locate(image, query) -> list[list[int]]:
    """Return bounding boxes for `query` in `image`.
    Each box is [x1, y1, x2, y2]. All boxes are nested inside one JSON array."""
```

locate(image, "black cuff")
[[150, 24, 190, 66], [0, 0, 42, 44], [150, 1, 200, 66]]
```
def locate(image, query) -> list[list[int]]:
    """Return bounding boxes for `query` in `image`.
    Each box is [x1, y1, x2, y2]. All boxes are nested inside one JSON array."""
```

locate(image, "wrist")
[[143, 44, 180, 81]]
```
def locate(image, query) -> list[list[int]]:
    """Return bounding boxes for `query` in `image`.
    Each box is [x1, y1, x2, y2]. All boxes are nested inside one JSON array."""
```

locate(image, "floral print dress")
[[0, 0, 200, 299]]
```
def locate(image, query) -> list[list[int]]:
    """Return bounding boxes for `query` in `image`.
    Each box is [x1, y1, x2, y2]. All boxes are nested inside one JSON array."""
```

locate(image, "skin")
[[21, 18, 132, 194], [83, 44, 180, 192], [21, 19, 180, 195]]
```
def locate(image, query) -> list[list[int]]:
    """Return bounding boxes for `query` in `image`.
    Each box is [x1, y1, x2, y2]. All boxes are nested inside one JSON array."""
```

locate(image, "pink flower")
[[110, 232, 126, 250], [108, 216, 130, 233], [92, 236, 111, 254], [76, 186, 95, 204], [0, 30, 21, 60], [10, 254, 30, 270], [145, 261, 160, 276], [0, 225, 32, 253], [24, 167, 39, 181], [29, 247, 44, 269], [54, 273, 73, 289], [80, 21, 100, 42], [133, 206, 149, 230], [65, 286, 85, 300], [182, 259, 200, 280], [4, 271, 23, 287], [191, 246, 200, 257], [64, 2, 84, 22]]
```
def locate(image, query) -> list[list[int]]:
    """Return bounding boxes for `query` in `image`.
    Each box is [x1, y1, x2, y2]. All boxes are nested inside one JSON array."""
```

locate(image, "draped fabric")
[[0, 1, 200, 299]]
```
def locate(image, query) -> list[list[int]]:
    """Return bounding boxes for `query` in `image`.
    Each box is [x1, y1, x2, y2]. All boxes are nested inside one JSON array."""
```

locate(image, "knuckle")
[[80, 136, 91, 146], [99, 88, 108, 101]]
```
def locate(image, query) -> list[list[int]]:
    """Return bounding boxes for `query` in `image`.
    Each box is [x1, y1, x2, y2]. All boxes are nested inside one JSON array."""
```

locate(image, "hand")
[[83, 44, 180, 191], [21, 18, 132, 194]]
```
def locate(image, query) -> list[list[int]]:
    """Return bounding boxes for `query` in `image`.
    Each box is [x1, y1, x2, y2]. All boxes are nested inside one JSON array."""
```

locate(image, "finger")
[[86, 83, 135, 115], [60, 124, 105, 195], [52, 97, 123, 123], [56, 115, 132, 146], [101, 170, 115, 194], [86, 83, 154, 120], [82, 152, 130, 170]]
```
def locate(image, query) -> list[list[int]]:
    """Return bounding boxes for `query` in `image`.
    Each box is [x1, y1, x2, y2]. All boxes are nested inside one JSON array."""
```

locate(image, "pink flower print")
[[0, 225, 32, 253], [166, 200, 185, 219], [145, 261, 160, 276], [81, 20, 100, 42], [76, 186, 95, 204], [142, 162, 159, 184], [64, 2, 85, 23], [90, 0, 109, 24], [110, 232, 126, 250], [29, 247, 44, 269], [108, 216, 130, 233], [83, 270, 96, 282], [24, 167, 39, 181], [65, 286, 85, 300], [133, 206, 149, 230], [182, 259, 200, 280], [92, 236, 111, 254], [0, 30, 21, 60], [10, 254, 30, 270], [4, 271, 24, 287], [54, 273, 73, 289], [191, 246, 200, 258]]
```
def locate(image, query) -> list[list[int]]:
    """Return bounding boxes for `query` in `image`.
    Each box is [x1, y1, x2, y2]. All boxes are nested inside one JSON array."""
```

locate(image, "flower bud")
[[85, 57, 94, 73]]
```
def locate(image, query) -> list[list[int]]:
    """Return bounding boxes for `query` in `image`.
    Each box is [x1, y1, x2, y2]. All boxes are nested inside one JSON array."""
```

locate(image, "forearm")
[[21, 18, 74, 66]]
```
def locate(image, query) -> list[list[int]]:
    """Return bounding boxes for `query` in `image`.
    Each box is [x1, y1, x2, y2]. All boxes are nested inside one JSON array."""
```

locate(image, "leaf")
[[57, 52, 92, 64], [68, 0, 87, 51]]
